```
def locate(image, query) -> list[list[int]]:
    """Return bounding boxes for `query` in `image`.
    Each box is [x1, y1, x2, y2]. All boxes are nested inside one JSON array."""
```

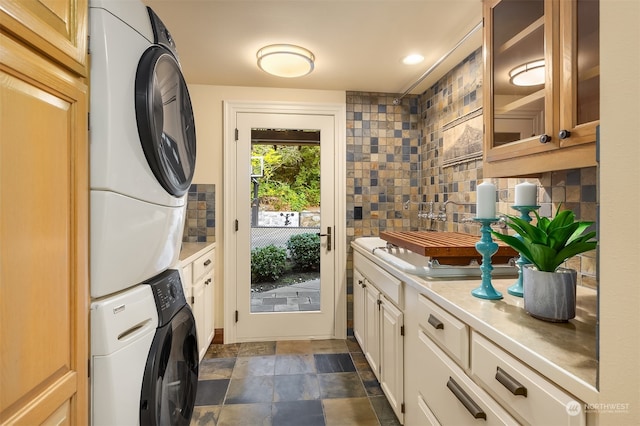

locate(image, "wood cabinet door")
[[0, 32, 88, 425], [0, 0, 88, 75]]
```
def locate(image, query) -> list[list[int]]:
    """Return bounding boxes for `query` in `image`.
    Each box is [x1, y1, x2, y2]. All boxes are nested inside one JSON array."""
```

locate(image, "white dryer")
[[89, 0, 196, 298], [91, 270, 199, 425]]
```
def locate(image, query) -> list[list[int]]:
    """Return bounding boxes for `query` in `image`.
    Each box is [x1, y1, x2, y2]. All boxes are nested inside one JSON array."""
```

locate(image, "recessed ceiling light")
[[402, 54, 424, 65], [256, 44, 315, 78]]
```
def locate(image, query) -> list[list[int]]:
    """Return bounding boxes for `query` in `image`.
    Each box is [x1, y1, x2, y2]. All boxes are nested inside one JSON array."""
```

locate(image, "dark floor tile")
[[350, 352, 372, 373], [370, 395, 402, 426], [272, 400, 325, 426], [275, 354, 316, 375], [190, 405, 220, 425], [358, 369, 384, 396], [195, 379, 229, 406], [225, 376, 274, 404], [273, 374, 320, 402], [199, 358, 236, 380], [238, 341, 277, 357], [346, 337, 363, 353], [216, 403, 272, 426], [314, 353, 356, 373], [317, 372, 367, 399], [204, 343, 240, 359], [232, 355, 276, 378]]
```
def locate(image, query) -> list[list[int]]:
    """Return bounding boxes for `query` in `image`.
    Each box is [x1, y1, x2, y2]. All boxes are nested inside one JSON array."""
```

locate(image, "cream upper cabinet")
[[483, 0, 599, 177]]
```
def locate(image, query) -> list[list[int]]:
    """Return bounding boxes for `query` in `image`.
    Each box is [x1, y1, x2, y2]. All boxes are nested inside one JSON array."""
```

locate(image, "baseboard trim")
[[213, 328, 224, 344]]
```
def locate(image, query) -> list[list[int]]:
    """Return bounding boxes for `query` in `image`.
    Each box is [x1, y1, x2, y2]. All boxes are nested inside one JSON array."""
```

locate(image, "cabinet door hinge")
[[235, 310, 239, 323], [235, 219, 239, 231], [88, 359, 91, 377], [87, 35, 90, 55], [401, 403, 405, 413], [190, 295, 194, 305], [377, 298, 382, 310], [400, 325, 404, 336], [235, 128, 239, 141], [88, 112, 90, 131]]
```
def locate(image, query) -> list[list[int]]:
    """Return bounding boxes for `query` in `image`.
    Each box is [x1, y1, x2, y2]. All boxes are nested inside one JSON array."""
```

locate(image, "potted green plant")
[[492, 206, 597, 322]]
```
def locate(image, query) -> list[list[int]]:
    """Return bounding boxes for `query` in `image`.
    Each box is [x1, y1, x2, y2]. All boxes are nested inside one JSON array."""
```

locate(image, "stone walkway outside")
[[251, 279, 320, 312]]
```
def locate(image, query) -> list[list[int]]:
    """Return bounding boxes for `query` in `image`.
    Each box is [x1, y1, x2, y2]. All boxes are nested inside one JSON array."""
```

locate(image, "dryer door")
[[140, 306, 199, 425], [135, 46, 196, 197]]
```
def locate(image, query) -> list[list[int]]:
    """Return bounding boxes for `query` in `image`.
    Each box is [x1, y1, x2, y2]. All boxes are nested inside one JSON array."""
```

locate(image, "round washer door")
[[140, 306, 199, 425], [135, 46, 196, 197]]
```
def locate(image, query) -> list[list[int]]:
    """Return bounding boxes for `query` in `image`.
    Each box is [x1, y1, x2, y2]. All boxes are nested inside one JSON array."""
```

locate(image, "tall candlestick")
[[476, 181, 496, 218], [514, 182, 537, 206]]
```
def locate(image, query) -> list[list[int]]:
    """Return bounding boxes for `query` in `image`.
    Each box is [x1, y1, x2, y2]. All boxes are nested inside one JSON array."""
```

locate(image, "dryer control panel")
[[145, 269, 187, 327]]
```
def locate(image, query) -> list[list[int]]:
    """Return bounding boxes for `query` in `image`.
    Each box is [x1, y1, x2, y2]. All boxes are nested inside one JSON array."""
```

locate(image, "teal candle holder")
[[471, 218, 503, 300], [507, 205, 540, 297]]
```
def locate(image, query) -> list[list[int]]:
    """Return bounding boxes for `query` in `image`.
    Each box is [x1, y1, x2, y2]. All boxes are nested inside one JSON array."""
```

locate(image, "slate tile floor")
[[191, 338, 402, 426]]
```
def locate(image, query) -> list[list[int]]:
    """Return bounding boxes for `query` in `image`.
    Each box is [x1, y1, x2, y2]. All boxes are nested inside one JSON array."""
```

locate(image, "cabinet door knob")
[[428, 314, 444, 330], [558, 129, 571, 139], [496, 366, 528, 397], [539, 134, 552, 143], [446, 377, 487, 420], [204, 259, 212, 266]]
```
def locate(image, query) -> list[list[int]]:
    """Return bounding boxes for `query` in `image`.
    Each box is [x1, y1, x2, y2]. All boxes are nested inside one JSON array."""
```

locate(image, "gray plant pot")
[[522, 265, 577, 322]]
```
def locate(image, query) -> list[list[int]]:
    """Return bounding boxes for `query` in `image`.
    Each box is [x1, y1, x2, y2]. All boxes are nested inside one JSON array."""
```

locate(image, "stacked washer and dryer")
[[88, 1, 198, 424]]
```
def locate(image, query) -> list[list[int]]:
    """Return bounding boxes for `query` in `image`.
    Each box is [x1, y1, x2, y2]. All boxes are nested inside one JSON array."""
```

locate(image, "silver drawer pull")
[[428, 314, 444, 330], [447, 377, 487, 420], [496, 367, 527, 397], [203, 259, 212, 266]]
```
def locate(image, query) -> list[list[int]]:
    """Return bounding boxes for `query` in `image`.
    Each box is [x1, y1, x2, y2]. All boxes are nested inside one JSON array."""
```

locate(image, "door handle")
[[317, 227, 332, 251]]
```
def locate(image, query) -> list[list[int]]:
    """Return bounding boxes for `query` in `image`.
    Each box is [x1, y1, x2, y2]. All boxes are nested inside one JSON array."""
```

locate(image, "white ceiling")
[[143, 0, 484, 95]]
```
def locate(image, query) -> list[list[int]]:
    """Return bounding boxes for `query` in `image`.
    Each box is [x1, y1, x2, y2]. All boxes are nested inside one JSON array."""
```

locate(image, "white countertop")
[[352, 237, 598, 402], [179, 241, 216, 264]]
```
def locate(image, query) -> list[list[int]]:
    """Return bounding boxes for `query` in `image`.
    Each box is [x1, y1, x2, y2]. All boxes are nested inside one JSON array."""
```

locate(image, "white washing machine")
[[89, 0, 196, 298], [91, 270, 199, 425]]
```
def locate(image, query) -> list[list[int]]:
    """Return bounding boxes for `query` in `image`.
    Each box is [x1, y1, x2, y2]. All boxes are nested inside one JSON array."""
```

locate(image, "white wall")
[[599, 0, 640, 424], [187, 85, 345, 328]]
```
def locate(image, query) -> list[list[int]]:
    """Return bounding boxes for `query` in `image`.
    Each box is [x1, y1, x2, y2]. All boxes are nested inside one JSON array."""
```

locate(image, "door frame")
[[222, 100, 347, 343]]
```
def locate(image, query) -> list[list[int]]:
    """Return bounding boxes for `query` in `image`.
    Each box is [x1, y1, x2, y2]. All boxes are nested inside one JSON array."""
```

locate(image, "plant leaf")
[[491, 232, 535, 262], [526, 243, 558, 271], [554, 241, 598, 267]]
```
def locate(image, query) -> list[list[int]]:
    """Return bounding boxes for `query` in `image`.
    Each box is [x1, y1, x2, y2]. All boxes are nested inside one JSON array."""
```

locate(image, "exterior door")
[[234, 112, 336, 341]]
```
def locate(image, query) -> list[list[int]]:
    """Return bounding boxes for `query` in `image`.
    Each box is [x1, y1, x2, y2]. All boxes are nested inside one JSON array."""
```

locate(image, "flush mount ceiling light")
[[402, 54, 424, 65], [509, 59, 545, 86], [256, 44, 315, 78]]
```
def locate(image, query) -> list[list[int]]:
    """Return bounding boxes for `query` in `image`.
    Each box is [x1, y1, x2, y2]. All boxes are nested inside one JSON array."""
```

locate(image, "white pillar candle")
[[476, 181, 497, 218], [514, 181, 537, 206]]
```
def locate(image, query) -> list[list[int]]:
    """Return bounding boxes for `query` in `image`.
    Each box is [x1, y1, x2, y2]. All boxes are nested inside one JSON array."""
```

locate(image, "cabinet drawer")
[[471, 332, 586, 426], [416, 330, 518, 426], [193, 248, 215, 283], [354, 252, 403, 307], [417, 394, 441, 426], [416, 293, 469, 368]]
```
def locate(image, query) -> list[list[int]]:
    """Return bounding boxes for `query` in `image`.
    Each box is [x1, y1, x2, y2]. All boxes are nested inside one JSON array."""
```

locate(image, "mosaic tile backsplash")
[[183, 183, 216, 243], [345, 48, 598, 332]]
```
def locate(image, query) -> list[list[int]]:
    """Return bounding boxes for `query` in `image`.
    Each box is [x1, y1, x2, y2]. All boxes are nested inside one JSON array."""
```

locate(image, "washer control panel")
[[145, 269, 186, 327]]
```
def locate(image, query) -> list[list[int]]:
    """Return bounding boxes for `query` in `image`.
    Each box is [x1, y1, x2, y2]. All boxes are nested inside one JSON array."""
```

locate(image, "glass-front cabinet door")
[[483, 0, 598, 177], [559, 0, 599, 147]]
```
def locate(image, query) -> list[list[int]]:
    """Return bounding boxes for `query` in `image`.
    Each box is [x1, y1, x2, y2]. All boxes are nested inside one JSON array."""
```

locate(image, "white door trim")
[[222, 100, 347, 343]]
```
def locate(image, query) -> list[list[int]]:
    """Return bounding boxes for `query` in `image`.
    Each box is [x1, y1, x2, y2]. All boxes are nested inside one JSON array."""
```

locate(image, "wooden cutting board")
[[379, 231, 518, 265]]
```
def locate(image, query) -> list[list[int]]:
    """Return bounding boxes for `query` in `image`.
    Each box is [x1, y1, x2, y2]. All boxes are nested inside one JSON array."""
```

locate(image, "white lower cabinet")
[[416, 329, 518, 425], [404, 283, 587, 426], [181, 245, 215, 360], [353, 252, 405, 424]]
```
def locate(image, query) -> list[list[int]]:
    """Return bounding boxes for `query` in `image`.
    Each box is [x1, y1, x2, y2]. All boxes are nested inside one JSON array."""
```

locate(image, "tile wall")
[[345, 48, 598, 332], [183, 183, 216, 243]]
